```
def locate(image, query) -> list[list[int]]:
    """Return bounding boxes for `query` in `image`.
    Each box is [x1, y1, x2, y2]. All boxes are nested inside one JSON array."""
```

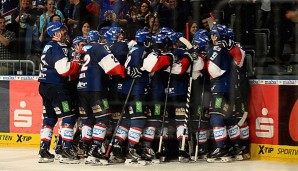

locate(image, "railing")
[[0, 60, 37, 75]]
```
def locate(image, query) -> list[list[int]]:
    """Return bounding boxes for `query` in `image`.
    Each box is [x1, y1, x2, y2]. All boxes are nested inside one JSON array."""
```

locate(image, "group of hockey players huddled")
[[37, 18, 250, 165]]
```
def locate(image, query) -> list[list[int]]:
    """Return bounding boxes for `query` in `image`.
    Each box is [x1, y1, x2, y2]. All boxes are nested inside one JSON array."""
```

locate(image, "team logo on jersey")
[[102, 99, 109, 110], [215, 97, 222, 109], [154, 104, 161, 116], [61, 101, 70, 113], [62, 48, 68, 57], [136, 101, 142, 113]]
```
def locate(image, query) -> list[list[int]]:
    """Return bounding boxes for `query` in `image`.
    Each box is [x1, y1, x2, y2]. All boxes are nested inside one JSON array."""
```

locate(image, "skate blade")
[[242, 153, 251, 160], [191, 155, 207, 162], [38, 158, 54, 163], [207, 157, 232, 163], [178, 156, 190, 163], [59, 157, 80, 164], [125, 159, 147, 166], [84, 156, 108, 166], [151, 159, 161, 164], [231, 155, 244, 161], [55, 154, 61, 160]]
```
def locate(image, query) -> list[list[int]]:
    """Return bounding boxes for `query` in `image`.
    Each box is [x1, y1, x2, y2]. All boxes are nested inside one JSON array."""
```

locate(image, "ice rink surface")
[[1, 147, 298, 171]]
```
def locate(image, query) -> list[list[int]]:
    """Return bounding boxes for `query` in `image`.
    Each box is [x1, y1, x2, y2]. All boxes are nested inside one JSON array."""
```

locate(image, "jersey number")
[[81, 54, 91, 71]]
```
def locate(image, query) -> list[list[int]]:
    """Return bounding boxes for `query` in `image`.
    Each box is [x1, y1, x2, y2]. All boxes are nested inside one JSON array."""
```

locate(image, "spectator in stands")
[[284, 7, 298, 54], [133, 1, 152, 29], [146, 15, 160, 35], [68, 0, 96, 37], [39, 0, 64, 44], [71, 20, 92, 40], [11, 0, 40, 60], [256, 0, 272, 29], [1, 0, 19, 15], [187, 20, 198, 40], [0, 15, 16, 74]]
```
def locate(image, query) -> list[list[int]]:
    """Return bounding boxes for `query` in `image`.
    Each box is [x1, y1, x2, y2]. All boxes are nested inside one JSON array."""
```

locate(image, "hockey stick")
[[178, 37, 195, 156], [157, 62, 173, 155], [105, 3, 161, 158], [194, 74, 205, 161], [105, 50, 147, 158]]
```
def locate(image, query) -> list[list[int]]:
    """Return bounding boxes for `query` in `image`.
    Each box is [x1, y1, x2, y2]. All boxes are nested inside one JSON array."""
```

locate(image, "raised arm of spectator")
[[0, 34, 11, 46]]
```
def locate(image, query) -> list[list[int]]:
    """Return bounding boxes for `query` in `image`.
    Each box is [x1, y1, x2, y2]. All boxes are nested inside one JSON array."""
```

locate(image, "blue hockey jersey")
[[38, 40, 79, 85], [77, 43, 125, 91]]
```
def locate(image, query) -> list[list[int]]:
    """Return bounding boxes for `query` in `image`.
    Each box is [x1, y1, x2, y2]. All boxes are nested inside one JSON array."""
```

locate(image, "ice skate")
[[178, 150, 190, 163], [59, 148, 80, 164], [84, 145, 108, 166], [125, 148, 147, 166], [141, 147, 160, 164], [38, 148, 55, 163], [206, 148, 232, 163], [109, 142, 125, 163], [54, 145, 62, 160], [228, 145, 244, 161], [241, 146, 251, 160]]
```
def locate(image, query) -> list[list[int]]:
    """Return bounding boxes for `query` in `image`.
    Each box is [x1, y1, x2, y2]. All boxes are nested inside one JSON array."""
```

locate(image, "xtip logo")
[[14, 101, 32, 127], [258, 145, 274, 154], [256, 108, 274, 138]]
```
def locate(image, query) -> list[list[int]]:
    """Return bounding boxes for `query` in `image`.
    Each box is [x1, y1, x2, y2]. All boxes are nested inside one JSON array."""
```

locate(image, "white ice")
[[1, 147, 298, 171]]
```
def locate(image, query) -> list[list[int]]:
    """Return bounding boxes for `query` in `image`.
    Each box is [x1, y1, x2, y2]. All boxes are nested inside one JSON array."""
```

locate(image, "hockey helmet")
[[47, 21, 66, 37], [87, 30, 101, 43], [135, 29, 152, 43]]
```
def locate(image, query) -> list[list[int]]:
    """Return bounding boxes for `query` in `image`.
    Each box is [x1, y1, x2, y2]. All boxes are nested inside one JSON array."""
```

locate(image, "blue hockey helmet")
[[152, 33, 166, 45], [47, 21, 66, 37], [72, 36, 87, 47], [195, 29, 209, 38], [210, 24, 227, 40], [226, 28, 234, 40], [87, 30, 100, 43], [135, 29, 152, 43], [175, 32, 184, 39], [192, 33, 210, 51], [158, 27, 174, 35], [104, 27, 125, 43]]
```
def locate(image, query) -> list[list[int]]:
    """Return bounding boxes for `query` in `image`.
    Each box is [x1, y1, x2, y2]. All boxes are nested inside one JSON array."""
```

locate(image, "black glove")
[[185, 48, 198, 61], [126, 66, 142, 79]]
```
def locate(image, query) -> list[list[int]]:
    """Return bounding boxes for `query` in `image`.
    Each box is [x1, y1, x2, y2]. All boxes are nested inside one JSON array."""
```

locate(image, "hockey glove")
[[184, 48, 198, 61], [126, 66, 142, 79]]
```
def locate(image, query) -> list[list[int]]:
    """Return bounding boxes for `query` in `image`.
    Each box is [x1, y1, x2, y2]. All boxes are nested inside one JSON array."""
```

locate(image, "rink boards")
[[0, 76, 298, 162]]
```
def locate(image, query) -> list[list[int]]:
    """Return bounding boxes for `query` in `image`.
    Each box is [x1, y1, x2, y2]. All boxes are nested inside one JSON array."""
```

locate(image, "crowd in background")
[[0, 0, 297, 69]]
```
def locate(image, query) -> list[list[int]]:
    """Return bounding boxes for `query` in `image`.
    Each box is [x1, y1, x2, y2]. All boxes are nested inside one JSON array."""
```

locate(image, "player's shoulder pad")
[[42, 45, 52, 53], [82, 45, 92, 52]]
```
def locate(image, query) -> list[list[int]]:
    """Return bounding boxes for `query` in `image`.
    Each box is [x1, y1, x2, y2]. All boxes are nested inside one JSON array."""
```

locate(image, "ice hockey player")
[[76, 30, 127, 165], [54, 36, 87, 159], [108, 28, 152, 165], [206, 24, 233, 163], [38, 21, 80, 164], [140, 32, 176, 162], [225, 28, 250, 160], [190, 30, 211, 160]]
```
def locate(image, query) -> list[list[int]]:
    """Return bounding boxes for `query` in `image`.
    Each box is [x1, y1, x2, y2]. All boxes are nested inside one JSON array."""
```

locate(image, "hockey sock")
[[115, 125, 129, 142], [40, 126, 53, 149], [61, 123, 74, 148], [227, 125, 241, 145], [92, 123, 107, 147], [213, 126, 227, 149], [198, 129, 208, 149], [128, 127, 142, 147], [240, 123, 250, 147], [142, 126, 156, 147]]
